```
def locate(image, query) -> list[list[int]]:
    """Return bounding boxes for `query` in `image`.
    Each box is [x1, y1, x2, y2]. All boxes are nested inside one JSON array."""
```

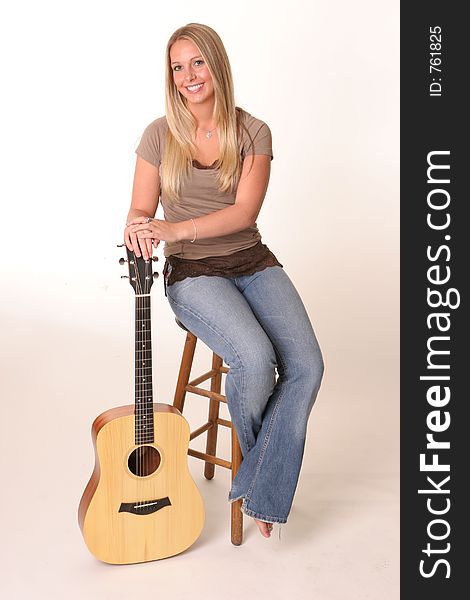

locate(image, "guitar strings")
[[146, 258, 150, 482], [133, 253, 154, 503], [143, 257, 148, 481], [134, 252, 144, 483], [144, 257, 150, 482], [135, 254, 152, 487]]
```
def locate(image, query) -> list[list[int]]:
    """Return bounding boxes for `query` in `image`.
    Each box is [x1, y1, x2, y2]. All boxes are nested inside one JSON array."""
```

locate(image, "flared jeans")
[[165, 265, 324, 525]]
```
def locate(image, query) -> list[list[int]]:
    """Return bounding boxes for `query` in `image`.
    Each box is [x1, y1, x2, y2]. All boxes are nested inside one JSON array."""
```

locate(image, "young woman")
[[124, 23, 324, 539]]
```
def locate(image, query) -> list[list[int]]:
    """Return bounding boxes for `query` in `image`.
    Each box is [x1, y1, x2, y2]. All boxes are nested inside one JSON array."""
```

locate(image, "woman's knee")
[[313, 352, 325, 387], [281, 344, 324, 399], [305, 347, 324, 391], [303, 353, 324, 416], [230, 335, 277, 382]]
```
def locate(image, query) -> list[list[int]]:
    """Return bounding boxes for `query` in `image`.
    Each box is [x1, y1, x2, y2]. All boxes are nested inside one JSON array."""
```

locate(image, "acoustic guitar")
[[78, 246, 205, 564]]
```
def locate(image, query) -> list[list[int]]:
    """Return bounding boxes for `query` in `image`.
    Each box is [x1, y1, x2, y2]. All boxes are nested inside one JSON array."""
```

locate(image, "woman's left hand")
[[128, 217, 183, 244]]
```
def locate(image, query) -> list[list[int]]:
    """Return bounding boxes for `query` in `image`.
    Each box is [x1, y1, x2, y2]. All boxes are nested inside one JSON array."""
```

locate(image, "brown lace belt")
[[162, 241, 283, 295]]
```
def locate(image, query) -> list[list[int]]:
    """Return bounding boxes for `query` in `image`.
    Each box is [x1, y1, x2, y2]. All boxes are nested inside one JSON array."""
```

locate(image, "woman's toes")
[[254, 518, 273, 538]]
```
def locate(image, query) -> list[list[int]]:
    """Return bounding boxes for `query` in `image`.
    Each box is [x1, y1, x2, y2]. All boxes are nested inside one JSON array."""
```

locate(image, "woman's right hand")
[[124, 217, 156, 260]]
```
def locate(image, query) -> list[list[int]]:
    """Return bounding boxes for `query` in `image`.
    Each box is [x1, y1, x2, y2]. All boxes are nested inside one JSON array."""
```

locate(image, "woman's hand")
[[124, 216, 157, 260], [128, 219, 184, 259]]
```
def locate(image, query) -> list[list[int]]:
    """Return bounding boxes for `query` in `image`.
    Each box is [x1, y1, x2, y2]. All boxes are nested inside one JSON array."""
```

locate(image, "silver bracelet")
[[189, 218, 197, 243]]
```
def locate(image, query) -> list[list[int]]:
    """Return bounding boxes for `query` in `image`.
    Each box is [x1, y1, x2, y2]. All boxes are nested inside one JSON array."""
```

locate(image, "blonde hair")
[[162, 23, 254, 202]]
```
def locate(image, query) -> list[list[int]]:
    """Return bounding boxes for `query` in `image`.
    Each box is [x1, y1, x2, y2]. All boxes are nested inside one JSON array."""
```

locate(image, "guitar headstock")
[[117, 244, 159, 295]]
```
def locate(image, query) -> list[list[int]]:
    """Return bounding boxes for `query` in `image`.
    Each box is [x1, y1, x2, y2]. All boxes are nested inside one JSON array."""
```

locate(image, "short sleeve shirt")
[[134, 107, 274, 259]]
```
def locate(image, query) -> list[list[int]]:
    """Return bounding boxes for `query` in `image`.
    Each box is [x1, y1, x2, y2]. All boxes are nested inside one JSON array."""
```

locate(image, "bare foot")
[[254, 518, 273, 538]]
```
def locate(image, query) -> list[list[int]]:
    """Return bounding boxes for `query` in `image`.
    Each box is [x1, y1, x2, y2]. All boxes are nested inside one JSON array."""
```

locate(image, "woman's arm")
[[178, 153, 272, 240], [124, 155, 161, 257], [130, 154, 271, 249]]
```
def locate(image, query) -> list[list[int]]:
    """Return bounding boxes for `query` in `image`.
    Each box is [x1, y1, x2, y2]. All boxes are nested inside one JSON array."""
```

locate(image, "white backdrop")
[[0, 1, 399, 598]]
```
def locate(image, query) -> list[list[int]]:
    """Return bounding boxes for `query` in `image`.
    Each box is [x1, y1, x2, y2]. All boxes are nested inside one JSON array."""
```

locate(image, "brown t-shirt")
[[134, 107, 282, 290], [134, 107, 274, 259]]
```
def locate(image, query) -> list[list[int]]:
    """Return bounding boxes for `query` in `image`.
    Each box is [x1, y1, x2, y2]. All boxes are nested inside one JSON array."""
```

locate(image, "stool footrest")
[[188, 366, 229, 388], [189, 369, 221, 387], [190, 421, 213, 441], [190, 418, 231, 442], [186, 385, 227, 404], [188, 447, 231, 469]]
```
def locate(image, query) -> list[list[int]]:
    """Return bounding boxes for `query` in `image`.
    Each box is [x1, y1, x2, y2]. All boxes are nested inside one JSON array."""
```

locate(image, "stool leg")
[[173, 331, 197, 413], [231, 426, 244, 545], [204, 352, 223, 480]]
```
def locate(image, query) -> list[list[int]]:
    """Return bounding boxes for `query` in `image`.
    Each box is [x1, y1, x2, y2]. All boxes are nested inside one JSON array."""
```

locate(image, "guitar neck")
[[135, 294, 155, 444]]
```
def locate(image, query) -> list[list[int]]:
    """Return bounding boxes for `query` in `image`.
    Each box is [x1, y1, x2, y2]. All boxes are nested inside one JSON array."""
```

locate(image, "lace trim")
[[164, 241, 282, 287]]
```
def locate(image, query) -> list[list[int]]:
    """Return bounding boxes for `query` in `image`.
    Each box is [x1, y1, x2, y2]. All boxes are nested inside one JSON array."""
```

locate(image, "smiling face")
[[170, 38, 215, 107]]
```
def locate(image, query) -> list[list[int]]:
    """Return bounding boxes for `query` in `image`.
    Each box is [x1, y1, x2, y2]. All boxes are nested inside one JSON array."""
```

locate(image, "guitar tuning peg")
[[153, 272, 159, 280], [152, 256, 159, 262], [117, 243, 125, 247], [121, 275, 129, 279], [119, 258, 127, 265]]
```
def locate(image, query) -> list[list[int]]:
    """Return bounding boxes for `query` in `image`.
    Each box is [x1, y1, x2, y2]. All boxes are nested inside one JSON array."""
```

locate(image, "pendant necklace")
[[199, 127, 217, 139]]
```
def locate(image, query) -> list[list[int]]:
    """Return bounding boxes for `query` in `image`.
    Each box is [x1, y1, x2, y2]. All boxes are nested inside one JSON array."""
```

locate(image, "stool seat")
[[172, 320, 244, 545], [175, 317, 189, 332]]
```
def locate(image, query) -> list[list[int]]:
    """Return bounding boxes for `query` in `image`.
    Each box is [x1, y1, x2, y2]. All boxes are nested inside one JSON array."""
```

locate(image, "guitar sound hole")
[[128, 445, 161, 477]]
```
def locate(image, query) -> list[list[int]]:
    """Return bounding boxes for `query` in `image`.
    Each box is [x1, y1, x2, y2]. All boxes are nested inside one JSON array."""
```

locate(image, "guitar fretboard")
[[135, 295, 155, 444]]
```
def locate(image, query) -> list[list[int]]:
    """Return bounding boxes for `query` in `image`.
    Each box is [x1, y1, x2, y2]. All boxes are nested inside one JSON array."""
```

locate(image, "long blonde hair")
[[162, 23, 254, 202]]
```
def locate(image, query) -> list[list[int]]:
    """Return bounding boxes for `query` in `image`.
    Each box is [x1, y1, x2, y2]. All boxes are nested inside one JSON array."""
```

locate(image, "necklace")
[[198, 127, 217, 139]]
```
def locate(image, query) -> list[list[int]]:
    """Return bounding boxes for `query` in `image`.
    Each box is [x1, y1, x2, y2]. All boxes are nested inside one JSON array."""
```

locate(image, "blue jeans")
[[165, 265, 324, 525]]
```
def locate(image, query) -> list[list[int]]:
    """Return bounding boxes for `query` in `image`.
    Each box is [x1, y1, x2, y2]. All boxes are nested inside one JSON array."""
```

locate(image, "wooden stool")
[[172, 317, 244, 546]]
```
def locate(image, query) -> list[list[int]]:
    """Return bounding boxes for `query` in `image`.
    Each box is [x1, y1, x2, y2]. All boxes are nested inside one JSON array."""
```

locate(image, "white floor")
[[0, 325, 399, 600], [2, 465, 399, 600]]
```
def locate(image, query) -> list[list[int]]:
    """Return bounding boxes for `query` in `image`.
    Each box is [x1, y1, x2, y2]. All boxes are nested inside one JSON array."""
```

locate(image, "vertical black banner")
[[401, 2, 468, 597]]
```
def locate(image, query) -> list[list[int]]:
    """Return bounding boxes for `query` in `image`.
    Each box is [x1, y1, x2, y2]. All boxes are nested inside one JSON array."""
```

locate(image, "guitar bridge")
[[119, 497, 172, 515]]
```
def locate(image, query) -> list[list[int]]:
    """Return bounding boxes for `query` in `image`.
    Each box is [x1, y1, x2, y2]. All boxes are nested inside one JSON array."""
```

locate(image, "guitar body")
[[78, 402, 205, 564]]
